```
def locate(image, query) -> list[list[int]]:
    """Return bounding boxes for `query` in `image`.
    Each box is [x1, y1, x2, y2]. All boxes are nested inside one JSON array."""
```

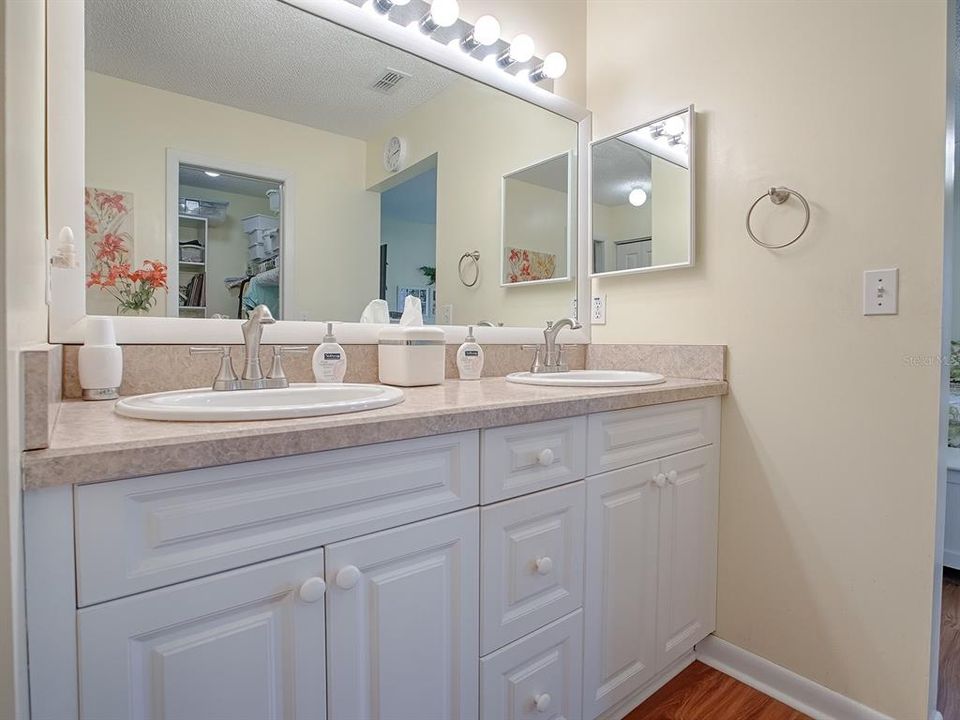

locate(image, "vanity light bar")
[[354, 0, 567, 87]]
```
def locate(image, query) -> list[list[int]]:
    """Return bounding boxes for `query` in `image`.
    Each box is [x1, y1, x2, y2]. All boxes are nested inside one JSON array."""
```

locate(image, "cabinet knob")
[[298, 576, 327, 603], [536, 448, 554, 467], [534, 556, 553, 575], [534, 693, 551, 713], [666, 470, 679, 484], [335, 565, 362, 590], [653, 472, 667, 488]]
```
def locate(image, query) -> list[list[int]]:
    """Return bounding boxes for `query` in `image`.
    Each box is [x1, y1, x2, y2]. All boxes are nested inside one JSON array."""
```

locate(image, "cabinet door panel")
[[78, 548, 326, 720], [326, 509, 479, 720], [657, 446, 718, 669], [582, 462, 660, 720]]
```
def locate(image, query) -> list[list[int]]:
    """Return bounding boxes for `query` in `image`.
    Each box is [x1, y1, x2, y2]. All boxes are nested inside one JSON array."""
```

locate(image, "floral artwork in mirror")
[[591, 106, 695, 277]]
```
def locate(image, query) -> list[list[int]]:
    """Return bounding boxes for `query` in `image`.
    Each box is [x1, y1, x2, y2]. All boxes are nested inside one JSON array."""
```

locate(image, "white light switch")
[[863, 268, 898, 315]]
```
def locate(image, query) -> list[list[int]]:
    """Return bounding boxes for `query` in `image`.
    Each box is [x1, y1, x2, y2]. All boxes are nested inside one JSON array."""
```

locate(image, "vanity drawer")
[[480, 482, 584, 654], [75, 431, 479, 606], [481, 416, 586, 504], [587, 397, 720, 475], [480, 609, 583, 720]]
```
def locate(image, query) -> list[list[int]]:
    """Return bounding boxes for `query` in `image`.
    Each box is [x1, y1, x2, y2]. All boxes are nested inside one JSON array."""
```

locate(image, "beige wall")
[[649, 157, 689, 266], [366, 79, 578, 327], [2, 0, 48, 716], [503, 179, 569, 279], [85, 72, 379, 323], [587, 1, 946, 717]]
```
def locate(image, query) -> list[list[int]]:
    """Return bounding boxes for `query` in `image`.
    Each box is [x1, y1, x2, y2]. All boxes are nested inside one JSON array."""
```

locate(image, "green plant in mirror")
[[419, 266, 436, 286]]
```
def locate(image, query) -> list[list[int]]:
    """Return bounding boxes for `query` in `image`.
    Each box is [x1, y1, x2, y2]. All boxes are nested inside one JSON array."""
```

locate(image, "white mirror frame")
[[47, 0, 591, 345], [500, 151, 576, 289], [588, 105, 696, 279]]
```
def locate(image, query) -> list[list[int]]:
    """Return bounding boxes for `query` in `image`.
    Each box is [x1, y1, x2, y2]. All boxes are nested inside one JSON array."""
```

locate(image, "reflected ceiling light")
[[497, 33, 535, 67], [663, 115, 686, 136], [371, 0, 409, 14], [628, 188, 648, 207], [420, 0, 459, 33], [460, 14, 500, 51], [529, 51, 567, 82], [204, 171, 221, 178]]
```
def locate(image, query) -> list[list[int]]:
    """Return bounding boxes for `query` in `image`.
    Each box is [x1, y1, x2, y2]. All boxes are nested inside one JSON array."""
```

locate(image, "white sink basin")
[[115, 383, 405, 422], [506, 370, 666, 387]]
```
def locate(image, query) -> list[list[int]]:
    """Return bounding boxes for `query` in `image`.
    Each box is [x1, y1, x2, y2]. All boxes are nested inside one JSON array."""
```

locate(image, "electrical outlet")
[[863, 268, 899, 315], [592, 294, 607, 324], [438, 304, 454, 325], [570, 297, 578, 319]]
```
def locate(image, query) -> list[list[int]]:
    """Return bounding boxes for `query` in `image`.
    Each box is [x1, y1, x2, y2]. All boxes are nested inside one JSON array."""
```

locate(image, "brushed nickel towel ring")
[[458, 250, 480, 287], [746, 186, 810, 249]]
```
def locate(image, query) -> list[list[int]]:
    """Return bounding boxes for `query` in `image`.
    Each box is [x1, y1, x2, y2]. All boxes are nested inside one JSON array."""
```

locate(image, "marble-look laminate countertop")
[[22, 377, 727, 489]]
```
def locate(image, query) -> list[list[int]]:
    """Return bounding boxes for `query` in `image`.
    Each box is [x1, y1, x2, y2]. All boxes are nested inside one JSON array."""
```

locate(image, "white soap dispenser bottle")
[[78, 316, 123, 400], [456, 326, 484, 380], [313, 322, 347, 383]]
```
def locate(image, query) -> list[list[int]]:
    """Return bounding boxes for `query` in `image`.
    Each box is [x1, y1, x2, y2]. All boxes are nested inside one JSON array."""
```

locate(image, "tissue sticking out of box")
[[399, 295, 424, 326], [360, 299, 390, 324]]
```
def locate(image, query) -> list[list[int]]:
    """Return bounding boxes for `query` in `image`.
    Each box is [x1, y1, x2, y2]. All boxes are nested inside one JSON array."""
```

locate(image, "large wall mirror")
[[590, 106, 694, 277], [50, 0, 590, 342]]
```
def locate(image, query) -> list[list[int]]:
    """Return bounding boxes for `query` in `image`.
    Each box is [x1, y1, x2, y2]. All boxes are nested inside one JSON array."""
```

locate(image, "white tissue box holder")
[[378, 326, 446, 387]]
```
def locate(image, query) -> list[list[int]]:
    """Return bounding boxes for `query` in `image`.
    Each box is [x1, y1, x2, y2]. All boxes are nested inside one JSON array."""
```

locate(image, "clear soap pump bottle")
[[456, 326, 484, 380]]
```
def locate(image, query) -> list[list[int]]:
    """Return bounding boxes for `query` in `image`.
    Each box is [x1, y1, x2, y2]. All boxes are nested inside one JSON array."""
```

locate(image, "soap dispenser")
[[312, 323, 347, 383], [456, 326, 484, 380]]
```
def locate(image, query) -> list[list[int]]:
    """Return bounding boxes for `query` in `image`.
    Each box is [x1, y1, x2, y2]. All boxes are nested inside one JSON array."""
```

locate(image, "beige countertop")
[[22, 376, 727, 489]]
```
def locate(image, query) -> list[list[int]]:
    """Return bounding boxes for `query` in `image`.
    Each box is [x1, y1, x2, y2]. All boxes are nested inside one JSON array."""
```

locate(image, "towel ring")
[[746, 186, 810, 249], [458, 250, 480, 287]]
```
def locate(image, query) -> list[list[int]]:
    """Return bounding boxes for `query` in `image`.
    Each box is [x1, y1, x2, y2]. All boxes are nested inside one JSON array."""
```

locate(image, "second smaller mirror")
[[591, 106, 694, 276]]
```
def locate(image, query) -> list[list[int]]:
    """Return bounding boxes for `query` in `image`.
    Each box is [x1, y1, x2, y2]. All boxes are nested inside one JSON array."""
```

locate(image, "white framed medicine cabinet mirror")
[[47, 0, 591, 345], [590, 105, 695, 278]]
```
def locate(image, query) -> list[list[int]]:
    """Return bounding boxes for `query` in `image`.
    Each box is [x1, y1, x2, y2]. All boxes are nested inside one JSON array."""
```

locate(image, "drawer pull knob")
[[534, 693, 552, 712], [666, 470, 679, 484], [536, 448, 555, 467], [534, 556, 553, 575], [653, 472, 667, 488], [335, 565, 362, 590], [298, 577, 327, 603]]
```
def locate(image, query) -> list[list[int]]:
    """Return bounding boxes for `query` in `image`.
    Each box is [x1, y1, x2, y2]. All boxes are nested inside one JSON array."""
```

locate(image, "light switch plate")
[[863, 268, 898, 315]]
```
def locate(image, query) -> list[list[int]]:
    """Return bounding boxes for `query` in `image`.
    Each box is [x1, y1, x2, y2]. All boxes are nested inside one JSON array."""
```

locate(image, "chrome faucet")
[[191, 305, 307, 391], [524, 317, 583, 374], [242, 304, 276, 384]]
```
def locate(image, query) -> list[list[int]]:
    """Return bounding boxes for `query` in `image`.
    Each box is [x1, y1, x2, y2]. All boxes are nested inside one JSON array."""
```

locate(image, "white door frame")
[[165, 149, 296, 319], [930, 2, 957, 719]]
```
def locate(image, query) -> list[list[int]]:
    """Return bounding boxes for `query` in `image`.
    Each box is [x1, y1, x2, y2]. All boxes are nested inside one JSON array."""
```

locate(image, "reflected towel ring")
[[458, 250, 480, 287], [746, 186, 811, 249]]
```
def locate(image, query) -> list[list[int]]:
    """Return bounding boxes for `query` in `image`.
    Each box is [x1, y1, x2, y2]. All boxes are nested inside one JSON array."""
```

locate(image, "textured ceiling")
[[180, 166, 281, 197], [508, 154, 569, 194], [85, 0, 460, 139], [592, 139, 653, 207]]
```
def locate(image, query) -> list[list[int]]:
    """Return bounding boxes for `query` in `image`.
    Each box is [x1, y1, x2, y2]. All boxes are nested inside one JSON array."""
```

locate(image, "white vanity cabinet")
[[24, 396, 721, 720]]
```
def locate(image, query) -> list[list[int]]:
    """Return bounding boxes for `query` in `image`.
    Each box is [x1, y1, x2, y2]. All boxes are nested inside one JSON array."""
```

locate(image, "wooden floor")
[[625, 661, 809, 720], [941, 569, 960, 720]]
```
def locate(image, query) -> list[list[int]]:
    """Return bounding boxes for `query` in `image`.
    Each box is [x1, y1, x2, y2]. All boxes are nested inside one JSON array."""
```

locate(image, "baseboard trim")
[[599, 651, 697, 720], [695, 636, 893, 720]]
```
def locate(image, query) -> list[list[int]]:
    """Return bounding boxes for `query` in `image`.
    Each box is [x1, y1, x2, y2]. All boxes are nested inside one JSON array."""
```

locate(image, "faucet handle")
[[556, 345, 570, 372], [521, 344, 544, 373], [267, 345, 310, 383], [190, 346, 240, 391]]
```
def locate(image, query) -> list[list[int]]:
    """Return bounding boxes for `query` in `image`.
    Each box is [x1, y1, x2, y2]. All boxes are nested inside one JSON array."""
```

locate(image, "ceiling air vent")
[[371, 68, 411, 94]]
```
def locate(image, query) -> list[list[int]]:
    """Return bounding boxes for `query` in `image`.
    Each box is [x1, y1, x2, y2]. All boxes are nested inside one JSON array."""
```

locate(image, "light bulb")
[[508, 33, 535, 63], [628, 188, 648, 207], [473, 15, 500, 45], [430, 0, 459, 27], [541, 52, 567, 79], [204, 171, 221, 178], [663, 115, 685, 136]]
